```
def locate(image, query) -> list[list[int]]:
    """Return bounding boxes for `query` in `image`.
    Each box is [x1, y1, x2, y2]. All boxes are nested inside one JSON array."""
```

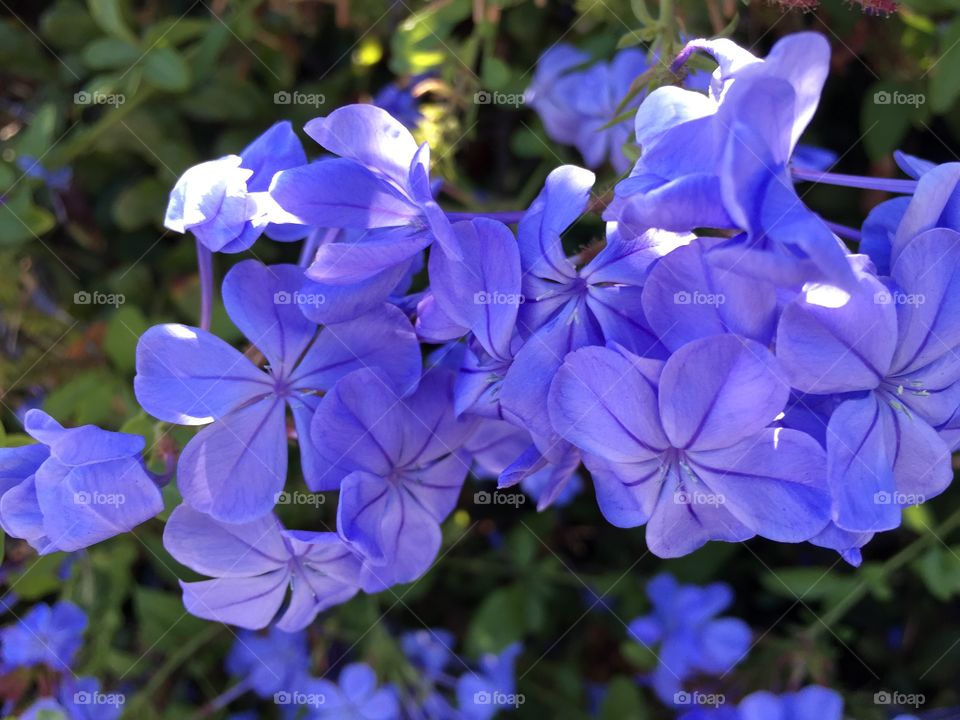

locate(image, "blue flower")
[[1, 601, 87, 671], [308, 663, 399, 720], [400, 628, 456, 680], [227, 627, 310, 697], [163, 505, 362, 631], [548, 335, 832, 556], [309, 368, 477, 591], [628, 574, 750, 705], [0, 410, 163, 554], [606, 33, 854, 290], [164, 121, 308, 252], [455, 643, 523, 720], [776, 237, 960, 533], [135, 259, 421, 522]]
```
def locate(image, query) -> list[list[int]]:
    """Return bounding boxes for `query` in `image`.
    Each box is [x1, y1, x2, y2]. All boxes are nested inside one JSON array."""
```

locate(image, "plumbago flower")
[[165, 121, 309, 252], [307, 663, 400, 720], [20, 678, 123, 720], [678, 686, 843, 720], [226, 627, 309, 698], [628, 574, 751, 704], [0, 410, 163, 554], [776, 234, 960, 532], [455, 643, 523, 720], [527, 46, 649, 172], [163, 505, 362, 630], [135, 259, 421, 522], [548, 335, 832, 556], [270, 104, 458, 273], [309, 367, 477, 591], [0, 601, 87, 671], [606, 32, 854, 289]]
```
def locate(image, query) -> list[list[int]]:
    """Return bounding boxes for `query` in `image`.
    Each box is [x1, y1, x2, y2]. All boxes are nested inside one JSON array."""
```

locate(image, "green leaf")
[[87, 0, 137, 43], [761, 567, 858, 605], [861, 81, 927, 161], [600, 676, 647, 720], [930, 18, 960, 113], [81, 37, 141, 70], [466, 584, 527, 656], [8, 553, 66, 600], [143, 46, 191, 92], [0, 190, 56, 247], [104, 305, 149, 372], [135, 588, 207, 651], [913, 545, 960, 601], [390, 0, 472, 75], [111, 176, 166, 231]]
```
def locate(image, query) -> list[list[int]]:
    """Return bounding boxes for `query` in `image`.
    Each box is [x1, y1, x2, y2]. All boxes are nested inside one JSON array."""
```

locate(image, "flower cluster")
[[2, 29, 958, 642]]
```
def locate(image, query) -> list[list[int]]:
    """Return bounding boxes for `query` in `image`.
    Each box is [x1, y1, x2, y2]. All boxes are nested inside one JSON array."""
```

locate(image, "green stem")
[[807, 505, 960, 638], [125, 623, 223, 716]]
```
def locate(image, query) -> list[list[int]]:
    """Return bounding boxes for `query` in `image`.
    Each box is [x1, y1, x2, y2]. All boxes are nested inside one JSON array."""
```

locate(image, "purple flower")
[[528, 46, 649, 172], [270, 105, 458, 274], [628, 574, 750, 704], [548, 335, 832, 556], [499, 166, 681, 456], [227, 627, 310, 697], [309, 368, 476, 591], [0, 410, 162, 554], [776, 234, 960, 532], [607, 33, 854, 290], [308, 663, 399, 720], [1, 600, 87, 671], [400, 629, 456, 679], [455, 643, 523, 720], [163, 505, 361, 630], [164, 121, 308, 252], [737, 686, 843, 720], [58, 677, 124, 720], [134, 260, 421, 522]]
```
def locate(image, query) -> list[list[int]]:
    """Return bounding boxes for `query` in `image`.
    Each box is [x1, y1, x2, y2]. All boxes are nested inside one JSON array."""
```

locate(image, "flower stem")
[[791, 166, 918, 194], [807, 505, 960, 639], [196, 239, 214, 331], [821, 219, 862, 242]]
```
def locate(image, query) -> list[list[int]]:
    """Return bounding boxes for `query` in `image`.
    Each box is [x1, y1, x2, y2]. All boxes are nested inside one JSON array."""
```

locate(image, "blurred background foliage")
[[2, 0, 960, 718]]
